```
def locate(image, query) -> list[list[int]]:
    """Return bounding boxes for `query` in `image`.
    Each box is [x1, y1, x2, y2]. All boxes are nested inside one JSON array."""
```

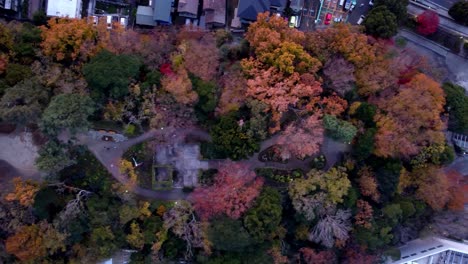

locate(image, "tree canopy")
[[449, 1, 468, 26], [363, 6, 398, 39]]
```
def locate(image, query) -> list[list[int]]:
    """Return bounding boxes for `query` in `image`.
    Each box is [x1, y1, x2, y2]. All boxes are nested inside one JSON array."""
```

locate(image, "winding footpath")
[[69, 126, 350, 201]]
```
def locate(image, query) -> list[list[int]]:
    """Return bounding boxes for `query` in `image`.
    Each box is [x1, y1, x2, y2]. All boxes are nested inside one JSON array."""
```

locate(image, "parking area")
[[317, 0, 350, 25], [298, 0, 321, 31]]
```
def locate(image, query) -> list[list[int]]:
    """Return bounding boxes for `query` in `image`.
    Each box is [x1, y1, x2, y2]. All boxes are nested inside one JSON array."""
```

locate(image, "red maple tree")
[[190, 162, 264, 220], [417, 10, 439, 35]]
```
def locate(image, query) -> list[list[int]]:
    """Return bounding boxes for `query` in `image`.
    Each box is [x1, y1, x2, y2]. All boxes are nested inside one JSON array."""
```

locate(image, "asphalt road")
[[427, 0, 456, 9], [347, 0, 371, 24]]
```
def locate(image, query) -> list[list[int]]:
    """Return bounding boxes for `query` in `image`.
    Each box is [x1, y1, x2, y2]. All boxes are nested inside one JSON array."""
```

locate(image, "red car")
[[325, 13, 332, 25]]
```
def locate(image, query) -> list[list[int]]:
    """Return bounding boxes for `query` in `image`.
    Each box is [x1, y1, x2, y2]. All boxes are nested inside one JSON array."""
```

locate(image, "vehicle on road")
[[357, 15, 365, 24], [369, 0, 374, 5], [344, 0, 356, 10], [350, 3, 356, 11], [325, 13, 332, 24], [339, 0, 345, 6]]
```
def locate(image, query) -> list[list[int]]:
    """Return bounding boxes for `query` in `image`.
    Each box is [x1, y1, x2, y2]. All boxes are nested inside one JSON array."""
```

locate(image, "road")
[[408, 2, 468, 37]]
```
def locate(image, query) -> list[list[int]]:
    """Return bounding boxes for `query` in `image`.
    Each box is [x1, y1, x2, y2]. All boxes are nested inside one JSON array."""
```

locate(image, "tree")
[[374, 74, 446, 158], [162, 200, 210, 258], [353, 128, 376, 161], [244, 187, 283, 241], [183, 35, 219, 81], [299, 248, 336, 264], [289, 167, 351, 221], [363, 6, 398, 39], [355, 200, 373, 229], [5, 222, 67, 262], [0, 78, 49, 125], [310, 209, 352, 248], [323, 56, 356, 97], [40, 93, 95, 136], [443, 82, 468, 133], [35, 140, 75, 175], [276, 113, 324, 160], [216, 65, 248, 115], [449, 1, 468, 26], [357, 166, 380, 202], [83, 50, 142, 100], [417, 10, 439, 35], [210, 112, 260, 160], [242, 67, 323, 133], [161, 68, 198, 105], [5, 178, 40, 207], [126, 222, 145, 250], [323, 114, 357, 143], [207, 217, 254, 252], [190, 162, 264, 220], [40, 18, 98, 62], [375, 0, 409, 20], [412, 166, 450, 210], [89, 226, 117, 258]]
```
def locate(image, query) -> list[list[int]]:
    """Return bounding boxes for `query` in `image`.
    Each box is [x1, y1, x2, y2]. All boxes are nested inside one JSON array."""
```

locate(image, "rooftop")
[[392, 237, 468, 264], [46, 0, 81, 18]]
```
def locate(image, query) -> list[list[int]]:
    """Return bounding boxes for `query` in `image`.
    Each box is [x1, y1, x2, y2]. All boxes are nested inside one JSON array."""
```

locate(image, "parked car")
[[369, 0, 374, 5], [349, 3, 356, 11], [357, 15, 365, 24], [325, 13, 332, 25], [289, 16, 297, 27]]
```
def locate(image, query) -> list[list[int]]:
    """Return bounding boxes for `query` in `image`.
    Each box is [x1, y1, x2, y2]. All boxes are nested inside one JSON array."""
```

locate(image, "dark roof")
[[237, 0, 269, 21]]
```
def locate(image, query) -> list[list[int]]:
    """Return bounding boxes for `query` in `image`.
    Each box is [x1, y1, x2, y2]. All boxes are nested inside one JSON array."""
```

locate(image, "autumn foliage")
[[374, 74, 445, 158], [276, 113, 324, 160], [299, 248, 336, 264], [190, 162, 264, 220], [417, 10, 440, 35], [5, 177, 40, 206], [357, 166, 380, 202]]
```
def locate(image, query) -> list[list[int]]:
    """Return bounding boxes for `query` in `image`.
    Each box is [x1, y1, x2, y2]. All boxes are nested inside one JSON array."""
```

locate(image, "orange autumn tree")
[[242, 12, 323, 133], [161, 68, 198, 105], [357, 166, 380, 202], [41, 18, 98, 62], [190, 162, 264, 220], [183, 34, 219, 81], [411, 165, 451, 210], [5, 177, 40, 206], [374, 74, 446, 158]]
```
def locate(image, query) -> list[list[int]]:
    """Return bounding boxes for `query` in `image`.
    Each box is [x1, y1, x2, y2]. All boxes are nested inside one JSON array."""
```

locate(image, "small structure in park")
[[154, 143, 209, 189]]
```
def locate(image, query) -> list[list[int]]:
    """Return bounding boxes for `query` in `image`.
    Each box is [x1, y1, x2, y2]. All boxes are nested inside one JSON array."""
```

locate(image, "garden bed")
[[258, 145, 288, 163], [255, 168, 304, 183], [310, 154, 326, 170]]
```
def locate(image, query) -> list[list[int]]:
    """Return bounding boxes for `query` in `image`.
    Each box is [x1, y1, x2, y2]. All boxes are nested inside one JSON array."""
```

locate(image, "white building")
[[46, 0, 82, 18], [390, 236, 468, 264]]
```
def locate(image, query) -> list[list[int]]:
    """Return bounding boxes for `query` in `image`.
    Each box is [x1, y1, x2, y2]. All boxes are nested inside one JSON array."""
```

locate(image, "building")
[[290, 0, 304, 13], [0, 0, 18, 11], [46, 0, 82, 18], [178, 0, 198, 18], [236, 0, 287, 23], [203, 0, 225, 27], [136, 0, 172, 26], [390, 236, 468, 264]]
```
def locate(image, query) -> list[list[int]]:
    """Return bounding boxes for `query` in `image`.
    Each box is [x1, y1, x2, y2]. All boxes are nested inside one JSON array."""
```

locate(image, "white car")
[[357, 15, 365, 25], [369, 0, 374, 5]]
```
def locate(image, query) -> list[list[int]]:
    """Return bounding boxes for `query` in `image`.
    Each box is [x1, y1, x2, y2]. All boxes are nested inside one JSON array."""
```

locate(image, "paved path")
[[0, 131, 40, 179], [74, 125, 350, 201], [397, 29, 468, 90]]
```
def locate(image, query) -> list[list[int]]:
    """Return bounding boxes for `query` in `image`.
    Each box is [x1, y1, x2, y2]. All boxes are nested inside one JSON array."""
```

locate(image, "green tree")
[[83, 50, 142, 100], [354, 102, 377, 127], [323, 114, 357, 143], [363, 6, 398, 39], [0, 79, 49, 125], [90, 226, 117, 258], [375, 0, 409, 20], [4, 63, 32, 86], [443, 82, 468, 133], [208, 217, 255, 252], [382, 203, 402, 226], [244, 187, 282, 242], [32, 10, 48, 26], [191, 74, 218, 123], [119, 204, 140, 225], [210, 112, 260, 160], [35, 140, 75, 176], [449, 1, 468, 26], [353, 128, 376, 161], [40, 93, 95, 136]]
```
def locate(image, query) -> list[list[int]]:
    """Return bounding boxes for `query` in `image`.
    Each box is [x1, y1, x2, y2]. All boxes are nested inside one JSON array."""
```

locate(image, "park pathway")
[[72, 127, 350, 201]]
